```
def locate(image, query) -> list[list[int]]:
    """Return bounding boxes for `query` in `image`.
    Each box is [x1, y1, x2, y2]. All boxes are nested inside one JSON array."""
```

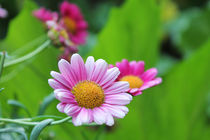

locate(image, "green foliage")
[[136, 40, 210, 140], [89, 0, 161, 67], [168, 4, 210, 56], [8, 99, 31, 117], [0, 0, 59, 117], [30, 119, 53, 140]]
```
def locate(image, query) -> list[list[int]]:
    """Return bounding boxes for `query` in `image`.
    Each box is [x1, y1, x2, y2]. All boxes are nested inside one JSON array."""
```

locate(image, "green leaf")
[[37, 92, 55, 115], [0, 0, 59, 117], [88, 0, 161, 67], [168, 5, 210, 56], [30, 119, 53, 140], [136, 40, 210, 140], [8, 99, 31, 117], [0, 127, 28, 140]]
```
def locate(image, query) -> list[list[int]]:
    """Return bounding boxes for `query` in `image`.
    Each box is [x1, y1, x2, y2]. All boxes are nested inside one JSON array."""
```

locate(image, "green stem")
[[4, 40, 51, 68], [0, 118, 39, 126], [0, 52, 6, 79], [51, 116, 72, 125]]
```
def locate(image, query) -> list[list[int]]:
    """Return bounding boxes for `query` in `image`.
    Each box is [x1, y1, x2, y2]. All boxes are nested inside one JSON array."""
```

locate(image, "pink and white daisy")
[[112, 59, 162, 96], [48, 54, 132, 126]]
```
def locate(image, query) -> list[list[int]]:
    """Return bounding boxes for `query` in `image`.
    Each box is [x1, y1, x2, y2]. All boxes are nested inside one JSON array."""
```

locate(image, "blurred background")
[[0, 0, 210, 139]]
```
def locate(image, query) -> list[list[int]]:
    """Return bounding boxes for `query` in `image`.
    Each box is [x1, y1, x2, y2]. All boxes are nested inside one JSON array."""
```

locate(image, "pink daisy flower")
[[48, 54, 132, 126], [113, 59, 162, 96], [33, 1, 88, 46], [59, 1, 88, 45]]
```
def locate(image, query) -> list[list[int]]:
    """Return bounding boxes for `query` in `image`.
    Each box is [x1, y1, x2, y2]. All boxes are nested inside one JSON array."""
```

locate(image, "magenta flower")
[[59, 1, 88, 45], [112, 59, 162, 96], [33, 1, 88, 47], [49, 54, 132, 126], [0, 6, 8, 18]]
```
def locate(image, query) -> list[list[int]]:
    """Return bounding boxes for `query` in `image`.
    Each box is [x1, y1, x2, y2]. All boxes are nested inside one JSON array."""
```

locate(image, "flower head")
[[33, 1, 88, 55], [59, 1, 88, 45], [49, 54, 132, 126], [112, 59, 162, 96]]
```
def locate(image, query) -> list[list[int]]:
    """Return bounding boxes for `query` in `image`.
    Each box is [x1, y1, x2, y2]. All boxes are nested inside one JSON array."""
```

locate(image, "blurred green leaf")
[[136, 39, 210, 140], [8, 99, 31, 117], [88, 0, 161, 67], [37, 92, 55, 115], [0, 127, 28, 140], [168, 4, 210, 56], [30, 119, 53, 140], [0, 0, 59, 117]]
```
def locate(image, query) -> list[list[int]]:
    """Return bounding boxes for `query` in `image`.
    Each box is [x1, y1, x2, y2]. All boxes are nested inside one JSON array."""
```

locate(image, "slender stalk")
[[0, 52, 6, 79], [51, 116, 72, 125], [4, 40, 51, 68], [0, 118, 39, 126]]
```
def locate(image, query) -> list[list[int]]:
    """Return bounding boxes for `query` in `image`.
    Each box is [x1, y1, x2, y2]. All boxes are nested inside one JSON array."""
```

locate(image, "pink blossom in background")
[[49, 54, 132, 126], [59, 1, 88, 45], [0, 6, 8, 18], [33, 1, 88, 59], [112, 59, 162, 96]]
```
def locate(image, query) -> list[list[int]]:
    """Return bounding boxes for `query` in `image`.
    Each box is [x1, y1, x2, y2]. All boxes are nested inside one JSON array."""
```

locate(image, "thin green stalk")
[[0, 118, 39, 126], [0, 51, 6, 79], [4, 40, 51, 68], [51, 116, 72, 125]]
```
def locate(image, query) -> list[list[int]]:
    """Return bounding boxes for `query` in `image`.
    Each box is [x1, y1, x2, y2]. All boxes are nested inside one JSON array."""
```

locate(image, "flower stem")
[[51, 116, 72, 125], [0, 118, 39, 126], [4, 40, 51, 68], [0, 51, 6, 79]]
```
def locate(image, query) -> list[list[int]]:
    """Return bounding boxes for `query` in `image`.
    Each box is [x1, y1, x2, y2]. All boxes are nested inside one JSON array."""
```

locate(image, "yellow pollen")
[[71, 81, 104, 109], [60, 29, 69, 39], [63, 17, 77, 34], [120, 75, 144, 88]]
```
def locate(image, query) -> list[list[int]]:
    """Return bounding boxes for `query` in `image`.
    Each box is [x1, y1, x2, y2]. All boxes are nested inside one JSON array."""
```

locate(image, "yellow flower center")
[[63, 17, 77, 34], [71, 81, 104, 109], [120, 75, 144, 88]]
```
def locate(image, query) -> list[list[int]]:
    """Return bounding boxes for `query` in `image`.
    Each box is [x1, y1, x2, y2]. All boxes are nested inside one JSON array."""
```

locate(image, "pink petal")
[[99, 67, 120, 88], [70, 54, 87, 81], [105, 93, 132, 105], [104, 81, 129, 93], [93, 107, 107, 125], [116, 59, 130, 77], [64, 104, 81, 116], [102, 104, 126, 118], [141, 68, 158, 81], [140, 77, 162, 91], [91, 59, 108, 83], [48, 79, 68, 90], [54, 89, 75, 103], [56, 103, 67, 113], [85, 56, 95, 80], [130, 61, 145, 75], [58, 59, 78, 86], [72, 109, 83, 126], [50, 71, 72, 89], [79, 108, 91, 124]]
